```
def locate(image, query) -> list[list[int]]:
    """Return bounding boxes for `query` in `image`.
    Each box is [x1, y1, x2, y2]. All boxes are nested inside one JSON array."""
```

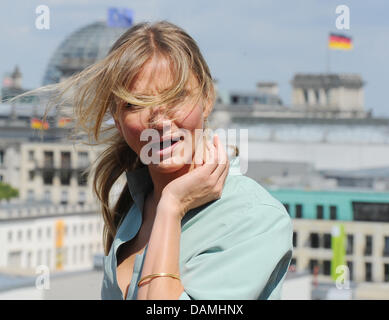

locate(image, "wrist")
[[158, 192, 186, 220]]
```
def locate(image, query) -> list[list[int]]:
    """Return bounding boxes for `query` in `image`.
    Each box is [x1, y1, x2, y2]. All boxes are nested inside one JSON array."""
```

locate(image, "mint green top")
[[101, 156, 293, 300]]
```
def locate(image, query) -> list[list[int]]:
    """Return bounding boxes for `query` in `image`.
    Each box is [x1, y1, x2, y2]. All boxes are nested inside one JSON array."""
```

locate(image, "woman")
[[100, 21, 293, 300], [14, 20, 293, 300]]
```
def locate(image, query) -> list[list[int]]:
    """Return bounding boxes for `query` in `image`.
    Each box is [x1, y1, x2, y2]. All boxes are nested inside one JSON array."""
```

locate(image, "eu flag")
[[107, 8, 133, 27], [331, 224, 346, 282]]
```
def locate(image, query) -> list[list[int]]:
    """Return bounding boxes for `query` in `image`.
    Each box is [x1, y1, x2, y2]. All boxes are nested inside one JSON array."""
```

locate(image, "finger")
[[193, 136, 206, 168], [210, 134, 228, 178], [214, 159, 230, 196], [202, 138, 218, 173]]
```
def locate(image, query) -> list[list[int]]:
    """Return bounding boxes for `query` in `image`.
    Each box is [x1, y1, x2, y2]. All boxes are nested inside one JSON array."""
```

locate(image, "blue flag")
[[107, 8, 133, 27]]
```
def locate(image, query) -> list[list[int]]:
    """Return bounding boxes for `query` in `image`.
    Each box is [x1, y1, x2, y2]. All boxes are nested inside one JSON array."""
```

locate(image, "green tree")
[[0, 181, 19, 201]]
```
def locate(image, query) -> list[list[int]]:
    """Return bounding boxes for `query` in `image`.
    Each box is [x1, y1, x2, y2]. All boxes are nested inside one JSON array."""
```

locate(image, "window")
[[37, 250, 42, 265], [77, 152, 89, 168], [330, 206, 337, 220], [316, 205, 324, 219], [364, 235, 373, 256], [60, 169, 71, 186], [293, 232, 297, 247], [60, 190, 68, 205], [0, 150, 4, 165], [314, 89, 320, 104], [323, 260, 331, 276], [63, 247, 68, 266], [80, 245, 85, 262], [43, 190, 51, 202], [78, 191, 86, 206], [8, 231, 12, 242], [384, 236, 389, 257], [27, 229, 31, 241], [61, 152, 71, 168], [46, 249, 51, 267], [283, 203, 290, 215], [17, 230, 22, 242], [384, 264, 389, 282], [43, 151, 54, 167], [46, 227, 51, 239], [295, 204, 303, 218], [323, 233, 332, 249], [43, 170, 54, 185], [73, 246, 78, 264], [303, 89, 309, 104], [60, 152, 72, 185], [73, 225, 77, 236], [310, 233, 320, 248], [28, 150, 34, 161], [347, 261, 353, 281], [309, 259, 319, 274], [37, 228, 42, 240], [77, 170, 88, 186], [7, 251, 21, 268], [347, 235, 354, 254], [89, 243, 93, 260], [365, 262, 372, 282], [28, 170, 35, 181], [27, 252, 32, 268], [43, 151, 54, 185], [352, 202, 389, 222], [27, 189, 34, 201]]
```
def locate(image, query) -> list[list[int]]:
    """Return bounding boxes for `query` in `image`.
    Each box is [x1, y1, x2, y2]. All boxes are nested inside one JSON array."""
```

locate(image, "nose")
[[148, 105, 173, 132]]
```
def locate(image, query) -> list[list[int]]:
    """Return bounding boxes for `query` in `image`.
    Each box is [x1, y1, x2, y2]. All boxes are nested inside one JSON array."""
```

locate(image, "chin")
[[150, 152, 192, 173], [149, 161, 184, 173]]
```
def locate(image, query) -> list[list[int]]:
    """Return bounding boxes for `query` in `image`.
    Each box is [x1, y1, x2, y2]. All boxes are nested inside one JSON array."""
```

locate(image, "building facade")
[[267, 187, 389, 298], [0, 202, 104, 275]]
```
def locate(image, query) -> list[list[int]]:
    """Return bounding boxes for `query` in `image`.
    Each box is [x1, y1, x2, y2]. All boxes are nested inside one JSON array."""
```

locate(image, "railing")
[[0, 202, 100, 220]]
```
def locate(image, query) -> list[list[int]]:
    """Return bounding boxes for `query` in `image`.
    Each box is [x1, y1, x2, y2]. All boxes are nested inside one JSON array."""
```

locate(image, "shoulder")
[[222, 170, 290, 221], [181, 157, 292, 245]]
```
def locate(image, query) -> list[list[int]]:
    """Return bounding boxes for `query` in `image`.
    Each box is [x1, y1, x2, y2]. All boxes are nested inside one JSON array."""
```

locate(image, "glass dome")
[[42, 20, 128, 85]]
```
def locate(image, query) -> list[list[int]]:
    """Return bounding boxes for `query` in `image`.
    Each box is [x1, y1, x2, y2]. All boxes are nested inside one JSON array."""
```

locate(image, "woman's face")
[[114, 56, 211, 173]]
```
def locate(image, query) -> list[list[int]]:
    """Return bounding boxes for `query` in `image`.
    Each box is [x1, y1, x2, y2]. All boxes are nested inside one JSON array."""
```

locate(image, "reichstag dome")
[[42, 21, 128, 85]]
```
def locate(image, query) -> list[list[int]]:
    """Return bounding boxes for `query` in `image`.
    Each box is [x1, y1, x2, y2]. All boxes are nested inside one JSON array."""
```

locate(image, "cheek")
[[120, 113, 147, 150], [178, 104, 203, 130]]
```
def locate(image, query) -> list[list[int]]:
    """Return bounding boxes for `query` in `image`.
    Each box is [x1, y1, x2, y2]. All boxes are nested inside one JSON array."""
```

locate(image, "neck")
[[147, 160, 195, 207]]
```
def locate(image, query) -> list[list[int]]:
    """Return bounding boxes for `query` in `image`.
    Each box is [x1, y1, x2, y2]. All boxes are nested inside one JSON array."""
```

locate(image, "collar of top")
[[125, 165, 153, 214], [116, 155, 241, 246], [124, 155, 241, 210]]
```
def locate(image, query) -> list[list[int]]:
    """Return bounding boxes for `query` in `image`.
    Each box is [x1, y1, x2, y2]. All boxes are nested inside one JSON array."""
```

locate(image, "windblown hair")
[[10, 21, 216, 254]]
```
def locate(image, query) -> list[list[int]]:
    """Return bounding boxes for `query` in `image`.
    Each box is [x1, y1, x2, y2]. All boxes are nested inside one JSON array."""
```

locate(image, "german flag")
[[328, 33, 353, 50], [57, 117, 72, 128], [31, 118, 49, 130]]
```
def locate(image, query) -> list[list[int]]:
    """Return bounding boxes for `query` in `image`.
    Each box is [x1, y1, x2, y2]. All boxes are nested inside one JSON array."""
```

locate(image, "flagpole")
[[326, 40, 330, 74]]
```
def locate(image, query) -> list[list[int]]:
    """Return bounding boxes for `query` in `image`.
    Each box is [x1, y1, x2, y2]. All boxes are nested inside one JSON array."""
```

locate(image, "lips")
[[149, 134, 183, 151]]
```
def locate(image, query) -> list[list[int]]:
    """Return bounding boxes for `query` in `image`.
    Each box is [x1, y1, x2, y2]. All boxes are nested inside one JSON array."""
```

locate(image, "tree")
[[0, 181, 19, 201]]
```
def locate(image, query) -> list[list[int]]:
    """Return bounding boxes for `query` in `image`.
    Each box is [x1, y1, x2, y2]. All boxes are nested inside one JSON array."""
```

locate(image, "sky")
[[1, 0, 388, 116]]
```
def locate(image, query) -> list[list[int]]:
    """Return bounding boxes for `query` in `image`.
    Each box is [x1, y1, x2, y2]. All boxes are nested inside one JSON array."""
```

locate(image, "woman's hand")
[[158, 134, 230, 220]]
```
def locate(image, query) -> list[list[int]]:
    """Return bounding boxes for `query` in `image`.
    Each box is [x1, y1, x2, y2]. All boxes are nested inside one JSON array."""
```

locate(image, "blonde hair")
[[10, 20, 216, 254]]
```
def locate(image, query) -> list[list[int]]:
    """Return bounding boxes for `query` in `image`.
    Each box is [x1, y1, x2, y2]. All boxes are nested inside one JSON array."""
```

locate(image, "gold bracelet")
[[137, 273, 180, 288]]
